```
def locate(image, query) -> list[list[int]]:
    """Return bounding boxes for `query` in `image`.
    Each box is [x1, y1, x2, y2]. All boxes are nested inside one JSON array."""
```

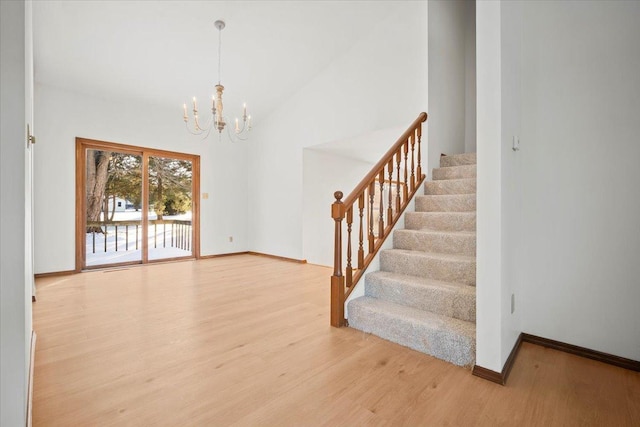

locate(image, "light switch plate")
[[512, 136, 520, 151]]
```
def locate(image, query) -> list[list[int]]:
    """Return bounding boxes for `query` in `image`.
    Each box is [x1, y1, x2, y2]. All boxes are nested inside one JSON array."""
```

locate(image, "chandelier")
[[183, 20, 251, 140]]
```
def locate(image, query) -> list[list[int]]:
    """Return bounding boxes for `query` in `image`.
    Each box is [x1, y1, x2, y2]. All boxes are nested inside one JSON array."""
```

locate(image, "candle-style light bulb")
[[192, 97, 197, 111]]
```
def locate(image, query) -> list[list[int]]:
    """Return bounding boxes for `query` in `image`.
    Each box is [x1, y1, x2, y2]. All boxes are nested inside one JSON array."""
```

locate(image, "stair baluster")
[[330, 112, 427, 327], [378, 170, 385, 237], [368, 182, 375, 253], [410, 133, 416, 192], [346, 206, 353, 288], [358, 194, 365, 269], [417, 127, 422, 180], [395, 149, 402, 213], [403, 140, 409, 201], [387, 159, 394, 225]]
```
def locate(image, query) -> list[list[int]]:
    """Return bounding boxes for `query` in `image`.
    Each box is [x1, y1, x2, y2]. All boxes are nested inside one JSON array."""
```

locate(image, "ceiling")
[[33, 1, 399, 123]]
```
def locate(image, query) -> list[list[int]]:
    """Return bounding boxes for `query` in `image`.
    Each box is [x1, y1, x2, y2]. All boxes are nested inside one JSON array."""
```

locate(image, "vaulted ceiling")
[[33, 1, 398, 122]]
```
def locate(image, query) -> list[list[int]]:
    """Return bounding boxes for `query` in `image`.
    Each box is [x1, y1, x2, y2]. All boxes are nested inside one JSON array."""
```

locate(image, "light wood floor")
[[33, 255, 640, 426]]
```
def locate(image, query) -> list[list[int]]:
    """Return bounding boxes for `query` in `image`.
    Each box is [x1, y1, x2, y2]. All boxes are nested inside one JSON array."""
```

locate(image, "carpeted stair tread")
[[347, 151, 477, 368], [382, 249, 475, 263], [380, 249, 476, 286], [433, 164, 477, 180], [405, 211, 476, 232], [348, 296, 476, 367], [424, 178, 476, 195], [393, 229, 476, 256], [440, 153, 477, 167], [415, 194, 476, 212], [365, 271, 476, 322]]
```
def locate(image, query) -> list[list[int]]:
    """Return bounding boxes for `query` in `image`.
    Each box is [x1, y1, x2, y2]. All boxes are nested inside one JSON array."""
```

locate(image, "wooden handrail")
[[341, 112, 427, 208], [330, 112, 428, 327]]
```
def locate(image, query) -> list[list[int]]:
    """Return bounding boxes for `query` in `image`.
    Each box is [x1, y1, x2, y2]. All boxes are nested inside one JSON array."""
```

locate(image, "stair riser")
[[405, 212, 476, 232], [415, 195, 476, 212], [424, 180, 476, 195], [365, 275, 476, 322], [440, 153, 477, 167], [348, 301, 476, 367], [393, 230, 476, 256], [433, 165, 476, 180], [380, 252, 476, 285]]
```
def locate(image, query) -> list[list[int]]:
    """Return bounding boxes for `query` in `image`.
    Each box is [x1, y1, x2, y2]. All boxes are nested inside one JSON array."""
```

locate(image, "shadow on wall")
[[302, 126, 408, 266]]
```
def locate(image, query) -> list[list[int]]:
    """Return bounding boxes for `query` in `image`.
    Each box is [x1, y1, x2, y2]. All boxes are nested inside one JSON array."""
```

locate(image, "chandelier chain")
[[217, 23, 222, 85]]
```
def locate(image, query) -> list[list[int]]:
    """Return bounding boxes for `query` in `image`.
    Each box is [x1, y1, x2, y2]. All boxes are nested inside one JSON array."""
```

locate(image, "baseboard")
[[472, 333, 522, 385], [473, 332, 640, 386], [199, 251, 250, 259], [501, 333, 523, 383], [521, 333, 640, 373], [199, 251, 306, 264], [247, 251, 307, 264], [27, 331, 36, 427], [471, 365, 503, 384], [34, 269, 75, 279]]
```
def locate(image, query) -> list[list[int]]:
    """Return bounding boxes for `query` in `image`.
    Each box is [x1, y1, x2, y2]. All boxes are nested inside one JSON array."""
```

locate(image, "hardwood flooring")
[[33, 255, 640, 426]]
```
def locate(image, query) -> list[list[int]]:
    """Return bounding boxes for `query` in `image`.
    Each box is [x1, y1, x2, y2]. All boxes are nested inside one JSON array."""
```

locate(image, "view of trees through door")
[[77, 139, 200, 270], [148, 156, 193, 261]]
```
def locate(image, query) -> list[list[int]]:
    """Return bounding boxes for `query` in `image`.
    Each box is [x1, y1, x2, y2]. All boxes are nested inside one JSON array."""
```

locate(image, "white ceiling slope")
[[33, 1, 398, 122]]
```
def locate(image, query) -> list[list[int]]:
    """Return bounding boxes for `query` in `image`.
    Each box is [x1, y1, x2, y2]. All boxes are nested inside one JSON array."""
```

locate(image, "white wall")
[[248, 2, 428, 260], [26, 0, 35, 302], [34, 84, 248, 274], [1, 0, 32, 424], [464, 1, 477, 153], [500, 0, 523, 367], [517, 0, 640, 360], [428, 0, 475, 177], [302, 126, 406, 267], [478, 0, 640, 371], [475, 0, 503, 372], [303, 149, 373, 266]]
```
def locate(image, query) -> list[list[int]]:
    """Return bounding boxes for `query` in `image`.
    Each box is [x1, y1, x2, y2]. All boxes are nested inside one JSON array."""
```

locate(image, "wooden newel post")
[[331, 191, 346, 327]]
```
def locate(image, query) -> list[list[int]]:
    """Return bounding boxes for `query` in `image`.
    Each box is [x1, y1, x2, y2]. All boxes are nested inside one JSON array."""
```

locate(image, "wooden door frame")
[[75, 137, 201, 272]]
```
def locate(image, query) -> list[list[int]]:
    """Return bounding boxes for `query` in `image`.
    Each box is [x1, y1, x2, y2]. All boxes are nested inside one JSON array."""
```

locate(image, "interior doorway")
[[75, 138, 200, 270]]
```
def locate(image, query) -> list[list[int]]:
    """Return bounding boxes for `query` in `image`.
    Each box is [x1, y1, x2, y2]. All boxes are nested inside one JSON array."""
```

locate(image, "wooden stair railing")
[[331, 112, 428, 327]]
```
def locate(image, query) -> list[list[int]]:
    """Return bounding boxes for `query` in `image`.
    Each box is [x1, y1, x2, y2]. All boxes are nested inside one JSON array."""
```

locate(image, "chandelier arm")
[[225, 122, 250, 142], [193, 112, 216, 133], [200, 124, 213, 140], [185, 114, 216, 137], [185, 122, 206, 136]]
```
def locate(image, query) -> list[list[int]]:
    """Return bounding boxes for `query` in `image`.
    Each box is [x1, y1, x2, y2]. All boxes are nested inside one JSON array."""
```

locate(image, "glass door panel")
[[147, 156, 193, 261], [85, 149, 143, 267]]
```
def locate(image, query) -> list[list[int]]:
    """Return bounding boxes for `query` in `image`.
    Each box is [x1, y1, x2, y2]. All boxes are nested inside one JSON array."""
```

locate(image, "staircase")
[[348, 153, 477, 367]]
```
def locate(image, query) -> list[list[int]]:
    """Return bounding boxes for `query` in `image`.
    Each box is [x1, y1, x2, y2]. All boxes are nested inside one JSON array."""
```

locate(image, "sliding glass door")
[[85, 149, 143, 267], [147, 155, 193, 261], [76, 139, 200, 270]]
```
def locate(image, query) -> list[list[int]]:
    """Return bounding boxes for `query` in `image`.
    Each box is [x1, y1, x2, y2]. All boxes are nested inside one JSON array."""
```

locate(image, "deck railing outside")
[[87, 219, 192, 254]]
